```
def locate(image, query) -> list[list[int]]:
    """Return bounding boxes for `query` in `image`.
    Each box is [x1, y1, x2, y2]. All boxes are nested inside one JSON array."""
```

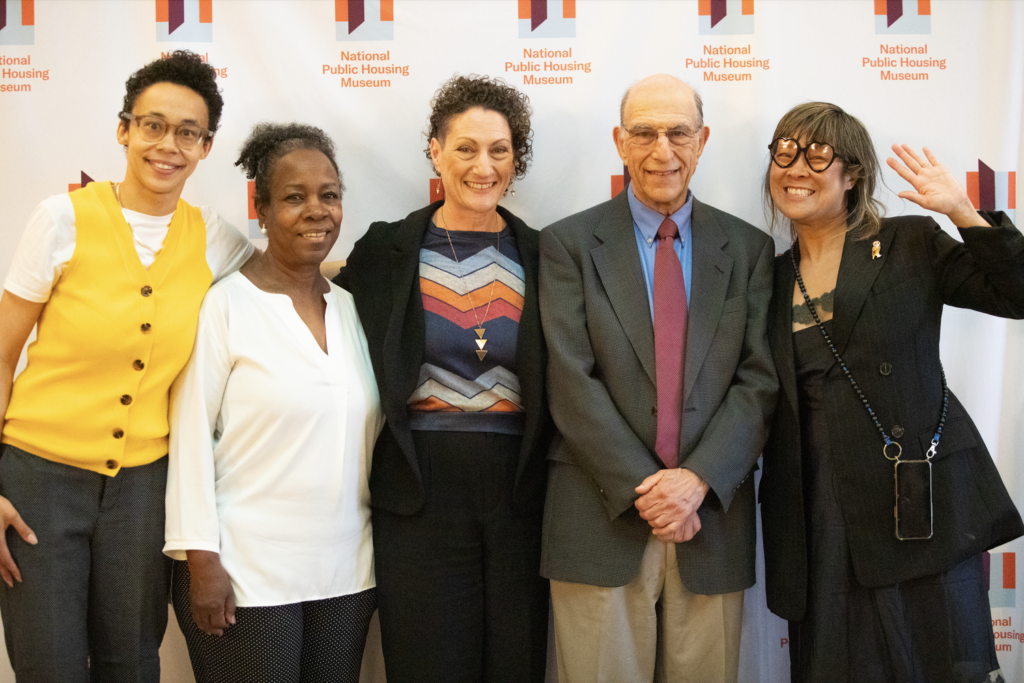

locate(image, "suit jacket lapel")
[[771, 253, 799, 417], [382, 204, 433, 437], [591, 192, 657, 385], [830, 222, 895, 358], [500, 207, 546, 470], [685, 199, 733, 402]]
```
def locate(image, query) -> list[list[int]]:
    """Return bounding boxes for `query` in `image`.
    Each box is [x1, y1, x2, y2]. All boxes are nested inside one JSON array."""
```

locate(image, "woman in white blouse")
[[164, 123, 383, 683]]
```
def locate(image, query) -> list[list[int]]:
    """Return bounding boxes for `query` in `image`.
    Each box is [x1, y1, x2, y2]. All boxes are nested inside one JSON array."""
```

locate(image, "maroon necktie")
[[653, 217, 687, 469]]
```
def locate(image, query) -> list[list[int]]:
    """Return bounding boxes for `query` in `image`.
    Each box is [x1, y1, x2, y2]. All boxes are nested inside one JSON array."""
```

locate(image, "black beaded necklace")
[[789, 241, 949, 463]]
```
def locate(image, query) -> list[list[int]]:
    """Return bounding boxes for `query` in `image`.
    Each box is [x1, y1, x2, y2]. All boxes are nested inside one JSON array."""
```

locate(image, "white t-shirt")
[[3, 193, 254, 302], [164, 273, 384, 607]]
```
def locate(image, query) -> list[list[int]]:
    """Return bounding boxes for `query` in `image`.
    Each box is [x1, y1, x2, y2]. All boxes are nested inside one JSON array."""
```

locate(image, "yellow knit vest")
[[3, 182, 212, 475]]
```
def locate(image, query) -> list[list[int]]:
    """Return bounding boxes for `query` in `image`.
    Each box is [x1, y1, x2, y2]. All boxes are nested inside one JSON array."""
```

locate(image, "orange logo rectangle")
[[966, 172, 979, 209], [429, 179, 445, 203], [611, 175, 625, 198], [876, 0, 931, 16], [247, 181, 257, 220]]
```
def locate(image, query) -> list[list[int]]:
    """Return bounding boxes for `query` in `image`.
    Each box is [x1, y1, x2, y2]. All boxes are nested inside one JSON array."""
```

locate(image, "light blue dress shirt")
[[627, 183, 693, 317]]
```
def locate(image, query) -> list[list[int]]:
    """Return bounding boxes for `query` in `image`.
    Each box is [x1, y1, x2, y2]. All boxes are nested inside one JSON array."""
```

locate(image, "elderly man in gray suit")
[[539, 74, 778, 682]]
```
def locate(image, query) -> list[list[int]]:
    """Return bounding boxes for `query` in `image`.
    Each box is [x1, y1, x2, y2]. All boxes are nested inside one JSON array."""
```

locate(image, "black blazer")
[[334, 201, 553, 516], [761, 212, 1024, 621]]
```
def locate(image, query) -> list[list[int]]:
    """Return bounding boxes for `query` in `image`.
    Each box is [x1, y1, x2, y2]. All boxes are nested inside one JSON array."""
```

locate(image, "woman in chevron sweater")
[[0, 51, 252, 682], [334, 74, 554, 683]]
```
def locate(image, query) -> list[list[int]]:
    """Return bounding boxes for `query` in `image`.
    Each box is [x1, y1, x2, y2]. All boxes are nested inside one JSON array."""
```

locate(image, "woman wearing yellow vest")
[[0, 51, 253, 682]]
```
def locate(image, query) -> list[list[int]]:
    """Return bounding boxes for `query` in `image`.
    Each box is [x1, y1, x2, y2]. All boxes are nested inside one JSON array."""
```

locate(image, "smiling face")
[[257, 148, 343, 267], [116, 81, 212, 215], [614, 75, 710, 216], [429, 107, 514, 219], [769, 133, 854, 235]]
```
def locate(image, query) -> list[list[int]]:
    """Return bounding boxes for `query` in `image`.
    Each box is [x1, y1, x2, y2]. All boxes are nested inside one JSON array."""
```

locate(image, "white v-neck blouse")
[[164, 272, 384, 607]]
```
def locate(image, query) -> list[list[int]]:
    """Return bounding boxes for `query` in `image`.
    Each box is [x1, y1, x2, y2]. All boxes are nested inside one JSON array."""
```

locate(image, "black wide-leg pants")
[[372, 430, 548, 683]]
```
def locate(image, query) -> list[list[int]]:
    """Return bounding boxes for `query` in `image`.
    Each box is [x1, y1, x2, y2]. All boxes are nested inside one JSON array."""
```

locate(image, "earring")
[[503, 182, 516, 198], [259, 223, 267, 235]]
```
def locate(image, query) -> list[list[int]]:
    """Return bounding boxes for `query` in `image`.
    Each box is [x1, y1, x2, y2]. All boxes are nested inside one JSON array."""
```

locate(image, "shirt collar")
[[627, 183, 693, 243]]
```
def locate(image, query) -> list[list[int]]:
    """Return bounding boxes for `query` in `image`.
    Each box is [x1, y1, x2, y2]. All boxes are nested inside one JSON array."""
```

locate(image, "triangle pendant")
[[476, 349, 488, 361], [475, 339, 487, 350], [475, 328, 486, 338]]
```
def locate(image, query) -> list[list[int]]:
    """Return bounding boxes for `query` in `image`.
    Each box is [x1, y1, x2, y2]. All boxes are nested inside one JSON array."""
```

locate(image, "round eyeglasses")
[[120, 112, 211, 150], [768, 138, 839, 173], [626, 126, 701, 148]]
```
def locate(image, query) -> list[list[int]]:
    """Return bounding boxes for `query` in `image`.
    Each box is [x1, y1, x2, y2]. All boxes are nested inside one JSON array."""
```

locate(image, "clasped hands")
[[634, 468, 709, 543]]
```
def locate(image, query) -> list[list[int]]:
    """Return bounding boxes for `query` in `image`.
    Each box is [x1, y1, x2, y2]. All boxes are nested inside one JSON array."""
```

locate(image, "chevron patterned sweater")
[[407, 223, 525, 435]]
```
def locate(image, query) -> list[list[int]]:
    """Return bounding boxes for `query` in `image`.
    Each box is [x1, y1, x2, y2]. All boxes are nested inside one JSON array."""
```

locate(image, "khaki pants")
[[550, 534, 743, 683]]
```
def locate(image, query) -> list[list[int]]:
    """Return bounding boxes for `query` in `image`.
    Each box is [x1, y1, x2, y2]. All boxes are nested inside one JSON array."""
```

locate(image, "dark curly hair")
[[121, 50, 224, 135], [235, 123, 343, 208], [424, 75, 533, 180]]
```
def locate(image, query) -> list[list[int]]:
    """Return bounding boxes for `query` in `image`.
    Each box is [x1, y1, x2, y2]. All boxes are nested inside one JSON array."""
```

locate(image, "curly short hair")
[[424, 75, 533, 180], [762, 102, 885, 241], [235, 123, 343, 208], [122, 50, 224, 135]]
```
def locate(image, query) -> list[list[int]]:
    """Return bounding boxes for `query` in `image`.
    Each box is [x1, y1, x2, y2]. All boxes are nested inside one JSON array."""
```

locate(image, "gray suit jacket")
[[538, 191, 778, 594]]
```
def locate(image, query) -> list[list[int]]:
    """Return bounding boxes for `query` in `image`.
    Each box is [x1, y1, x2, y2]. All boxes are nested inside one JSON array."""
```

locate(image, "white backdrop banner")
[[1, 1, 1022, 682]]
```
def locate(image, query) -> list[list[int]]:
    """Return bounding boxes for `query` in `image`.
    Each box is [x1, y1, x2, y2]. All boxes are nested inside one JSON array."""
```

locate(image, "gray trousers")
[[0, 444, 171, 683]]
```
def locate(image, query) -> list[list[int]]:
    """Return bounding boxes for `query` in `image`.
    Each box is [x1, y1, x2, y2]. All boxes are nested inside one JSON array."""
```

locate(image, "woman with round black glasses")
[[0, 51, 252, 681], [759, 101, 1024, 683]]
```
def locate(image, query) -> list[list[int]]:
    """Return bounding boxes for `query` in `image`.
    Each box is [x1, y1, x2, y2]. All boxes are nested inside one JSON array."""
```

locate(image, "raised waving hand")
[[886, 144, 988, 228]]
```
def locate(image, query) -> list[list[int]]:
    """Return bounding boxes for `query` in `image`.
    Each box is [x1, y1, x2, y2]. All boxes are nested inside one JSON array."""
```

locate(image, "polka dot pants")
[[171, 560, 377, 683]]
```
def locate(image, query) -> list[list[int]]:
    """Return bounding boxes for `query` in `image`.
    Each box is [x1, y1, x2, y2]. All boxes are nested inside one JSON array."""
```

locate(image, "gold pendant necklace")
[[440, 205, 501, 361]]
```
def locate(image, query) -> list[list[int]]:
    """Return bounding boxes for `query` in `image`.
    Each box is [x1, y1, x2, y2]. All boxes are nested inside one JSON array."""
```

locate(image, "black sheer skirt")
[[788, 323, 1001, 683]]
